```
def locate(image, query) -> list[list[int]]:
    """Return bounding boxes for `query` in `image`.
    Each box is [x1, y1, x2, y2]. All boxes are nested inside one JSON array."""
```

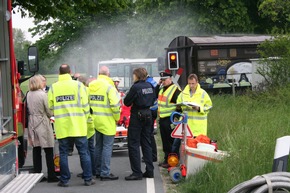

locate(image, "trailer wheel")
[[169, 167, 182, 183]]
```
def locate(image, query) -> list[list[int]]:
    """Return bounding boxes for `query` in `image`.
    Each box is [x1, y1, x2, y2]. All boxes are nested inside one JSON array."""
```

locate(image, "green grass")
[[170, 87, 290, 193]]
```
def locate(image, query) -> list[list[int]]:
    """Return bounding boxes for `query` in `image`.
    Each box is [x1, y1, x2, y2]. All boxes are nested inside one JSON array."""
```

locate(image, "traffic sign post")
[[180, 111, 188, 175], [169, 111, 192, 181]]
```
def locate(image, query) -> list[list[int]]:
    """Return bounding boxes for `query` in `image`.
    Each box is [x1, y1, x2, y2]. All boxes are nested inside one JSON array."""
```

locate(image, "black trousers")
[[33, 146, 57, 179], [159, 116, 175, 163], [151, 110, 157, 161], [128, 109, 153, 176]]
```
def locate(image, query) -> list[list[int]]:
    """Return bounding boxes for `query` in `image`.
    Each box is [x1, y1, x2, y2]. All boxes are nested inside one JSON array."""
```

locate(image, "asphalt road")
[[23, 148, 165, 193]]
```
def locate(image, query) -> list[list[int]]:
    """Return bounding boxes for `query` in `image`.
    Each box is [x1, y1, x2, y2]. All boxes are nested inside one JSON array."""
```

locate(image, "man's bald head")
[[59, 64, 71, 75], [99, 66, 110, 76]]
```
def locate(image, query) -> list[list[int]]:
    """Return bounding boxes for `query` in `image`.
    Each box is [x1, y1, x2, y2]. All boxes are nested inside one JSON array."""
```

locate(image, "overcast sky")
[[12, 10, 40, 43]]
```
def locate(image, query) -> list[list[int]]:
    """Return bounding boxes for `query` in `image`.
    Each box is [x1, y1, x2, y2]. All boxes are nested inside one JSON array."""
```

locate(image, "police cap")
[[159, 72, 172, 80]]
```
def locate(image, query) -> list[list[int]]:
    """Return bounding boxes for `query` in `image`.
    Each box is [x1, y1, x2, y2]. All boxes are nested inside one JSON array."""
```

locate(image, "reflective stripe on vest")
[[50, 82, 89, 118], [187, 115, 208, 120], [201, 91, 212, 112], [91, 85, 120, 116], [158, 84, 178, 118], [180, 90, 212, 112]]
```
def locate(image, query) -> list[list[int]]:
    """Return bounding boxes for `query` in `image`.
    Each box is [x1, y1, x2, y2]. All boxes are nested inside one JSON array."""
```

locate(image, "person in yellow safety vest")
[[172, 73, 212, 155], [156, 71, 181, 169], [75, 75, 96, 178], [88, 66, 120, 181], [68, 73, 82, 156], [48, 64, 95, 187]]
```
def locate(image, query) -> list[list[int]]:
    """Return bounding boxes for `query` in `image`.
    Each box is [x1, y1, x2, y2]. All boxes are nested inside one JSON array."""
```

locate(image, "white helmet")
[[112, 77, 120, 82]]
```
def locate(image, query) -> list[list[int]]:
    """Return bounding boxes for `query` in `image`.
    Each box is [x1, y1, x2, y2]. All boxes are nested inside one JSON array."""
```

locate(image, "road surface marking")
[[147, 178, 155, 193]]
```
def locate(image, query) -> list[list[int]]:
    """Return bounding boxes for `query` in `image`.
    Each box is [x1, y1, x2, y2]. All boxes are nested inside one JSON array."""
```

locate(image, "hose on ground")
[[228, 172, 290, 193]]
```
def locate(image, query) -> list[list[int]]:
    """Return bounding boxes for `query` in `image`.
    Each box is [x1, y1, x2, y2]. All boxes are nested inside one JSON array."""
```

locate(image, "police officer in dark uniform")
[[156, 71, 181, 168], [146, 75, 158, 162], [124, 68, 155, 180]]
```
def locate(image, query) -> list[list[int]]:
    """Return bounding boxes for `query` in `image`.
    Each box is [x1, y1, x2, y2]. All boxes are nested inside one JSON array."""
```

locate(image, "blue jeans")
[[88, 134, 96, 176], [58, 136, 92, 183], [94, 130, 114, 177]]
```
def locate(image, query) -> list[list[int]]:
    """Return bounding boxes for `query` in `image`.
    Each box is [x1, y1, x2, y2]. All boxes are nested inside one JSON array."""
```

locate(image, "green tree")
[[12, 0, 290, 75], [257, 34, 290, 88], [258, 0, 290, 33], [13, 28, 31, 74], [124, 0, 264, 59], [13, 0, 132, 20], [133, 0, 257, 34], [13, 0, 135, 74]]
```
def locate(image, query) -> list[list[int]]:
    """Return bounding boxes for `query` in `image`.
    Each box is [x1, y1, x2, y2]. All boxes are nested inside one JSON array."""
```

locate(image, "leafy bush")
[[257, 34, 290, 88]]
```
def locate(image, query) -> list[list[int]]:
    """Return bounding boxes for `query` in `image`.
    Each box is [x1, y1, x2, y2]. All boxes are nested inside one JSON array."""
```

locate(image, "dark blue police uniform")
[[124, 80, 155, 179]]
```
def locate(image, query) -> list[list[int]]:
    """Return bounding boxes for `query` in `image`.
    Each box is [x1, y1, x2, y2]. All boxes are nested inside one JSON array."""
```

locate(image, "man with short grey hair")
[[89, 66, 121, 181]]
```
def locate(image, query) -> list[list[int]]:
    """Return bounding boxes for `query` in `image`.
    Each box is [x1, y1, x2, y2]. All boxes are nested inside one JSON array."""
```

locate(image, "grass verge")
[[157, 86, 290, 193]]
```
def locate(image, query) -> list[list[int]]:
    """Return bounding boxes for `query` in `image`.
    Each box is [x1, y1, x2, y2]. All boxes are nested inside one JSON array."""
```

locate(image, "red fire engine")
[[0, 0, 43, 192]]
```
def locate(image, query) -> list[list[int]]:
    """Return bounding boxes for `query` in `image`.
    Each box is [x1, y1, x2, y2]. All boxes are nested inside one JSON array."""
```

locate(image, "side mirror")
[[28, 46, 39, 73]]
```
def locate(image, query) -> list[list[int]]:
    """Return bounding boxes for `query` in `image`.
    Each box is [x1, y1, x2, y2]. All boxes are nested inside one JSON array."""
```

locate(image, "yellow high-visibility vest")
[[89, 75, 120, 135], [177, 83, 212, 136], [158, 84, 179, 118], [48, 74, 90, 139], [85, 87, 95, 139]]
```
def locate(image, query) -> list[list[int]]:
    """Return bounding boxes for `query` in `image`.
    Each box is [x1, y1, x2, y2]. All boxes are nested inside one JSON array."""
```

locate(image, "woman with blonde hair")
[[27, 74, 59, 182]]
